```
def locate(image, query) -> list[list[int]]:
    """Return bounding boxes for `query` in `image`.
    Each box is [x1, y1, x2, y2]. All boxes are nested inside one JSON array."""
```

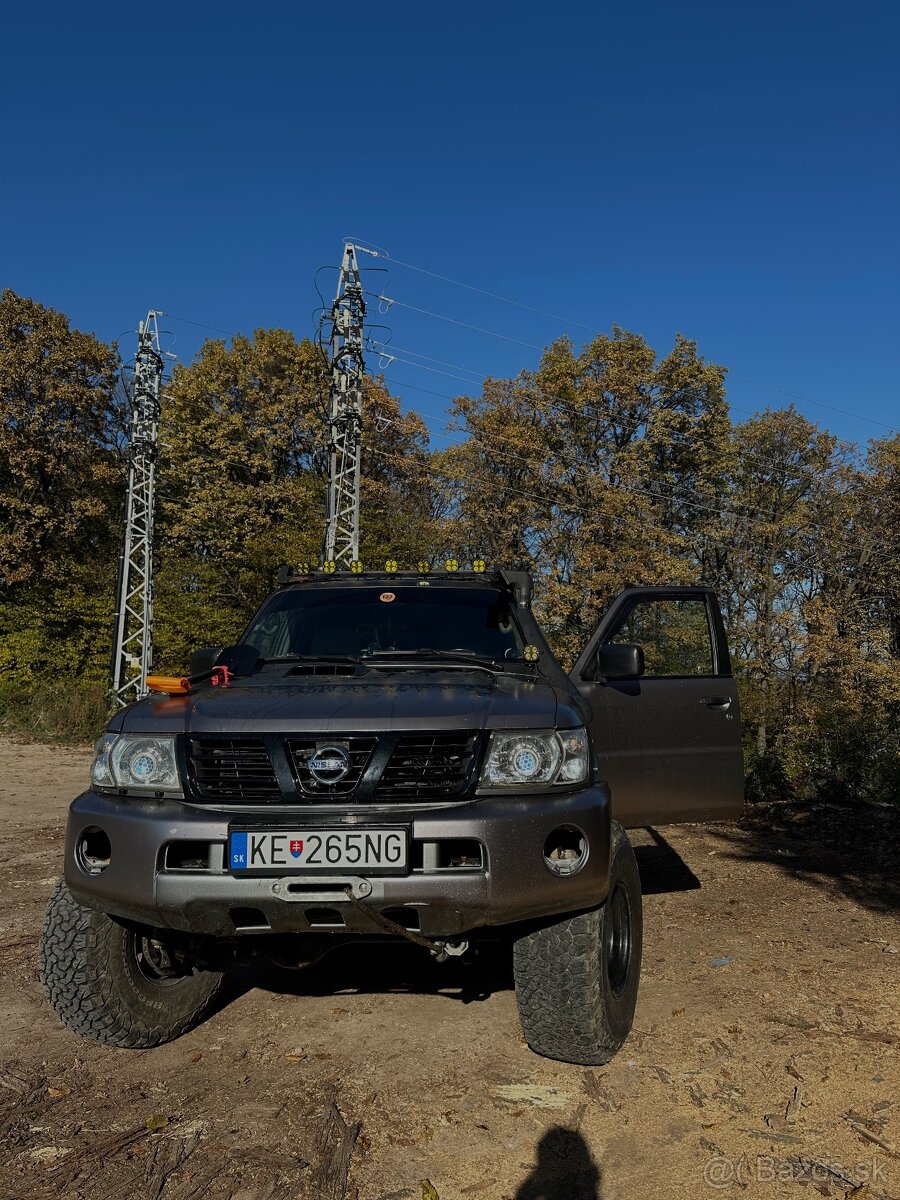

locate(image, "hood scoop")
[[287, 662, 359, 677]]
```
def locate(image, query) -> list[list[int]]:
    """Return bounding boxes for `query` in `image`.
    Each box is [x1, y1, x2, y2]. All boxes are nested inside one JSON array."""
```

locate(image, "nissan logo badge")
[[307, 744, 351, 784]]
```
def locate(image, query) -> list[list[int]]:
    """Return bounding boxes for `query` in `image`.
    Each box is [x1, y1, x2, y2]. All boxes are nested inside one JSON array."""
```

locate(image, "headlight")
[[91, 734, 182, 795], [480, 727, 589, 789], [90, 734, 117, 787]]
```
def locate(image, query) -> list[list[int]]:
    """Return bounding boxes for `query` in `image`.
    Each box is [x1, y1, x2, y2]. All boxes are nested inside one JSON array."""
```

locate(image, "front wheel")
[[40, 879, 224, 1048], [513, 820, 643, 1065]]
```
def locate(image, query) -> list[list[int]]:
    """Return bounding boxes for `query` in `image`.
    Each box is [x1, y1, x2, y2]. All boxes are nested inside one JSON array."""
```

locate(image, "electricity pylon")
[[322, 243, 369, 566], [110, 311, 163, 707]]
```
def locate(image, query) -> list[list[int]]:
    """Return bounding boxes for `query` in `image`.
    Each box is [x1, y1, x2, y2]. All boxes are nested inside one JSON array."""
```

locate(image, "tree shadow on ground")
[[515, 1127, 603, 1200], [706, 798, 900, 914]]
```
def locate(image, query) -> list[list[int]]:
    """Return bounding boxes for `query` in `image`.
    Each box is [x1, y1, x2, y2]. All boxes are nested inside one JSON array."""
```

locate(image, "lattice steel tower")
[[110, 311, 164, 707], [322, 243, 368, 566]]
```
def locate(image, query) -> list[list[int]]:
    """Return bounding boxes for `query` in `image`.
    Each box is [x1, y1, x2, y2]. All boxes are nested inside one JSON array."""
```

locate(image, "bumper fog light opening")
[[77, 826, 111, 876], [543, 826, 587, 877]]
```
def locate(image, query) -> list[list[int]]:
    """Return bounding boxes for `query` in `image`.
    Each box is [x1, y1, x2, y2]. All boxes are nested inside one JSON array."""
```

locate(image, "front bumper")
[[64, 785, 611, 938]]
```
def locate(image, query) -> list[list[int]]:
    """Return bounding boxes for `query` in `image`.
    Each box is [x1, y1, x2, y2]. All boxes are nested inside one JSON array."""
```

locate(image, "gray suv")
[[40, 568, 743, 1065]]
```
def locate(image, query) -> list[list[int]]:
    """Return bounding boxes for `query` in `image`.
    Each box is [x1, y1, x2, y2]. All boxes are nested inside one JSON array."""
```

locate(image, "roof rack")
[[274, 565, 534, 606]]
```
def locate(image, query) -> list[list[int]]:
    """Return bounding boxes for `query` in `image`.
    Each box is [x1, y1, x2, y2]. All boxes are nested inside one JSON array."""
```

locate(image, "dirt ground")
[[0, 739, 897, 1200]]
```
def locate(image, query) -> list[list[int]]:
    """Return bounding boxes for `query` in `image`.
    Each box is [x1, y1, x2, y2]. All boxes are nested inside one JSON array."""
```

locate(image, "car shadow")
[[216, 830, 704, 1011], [631, 827, 702, 894], [515, 1126, 603, 1200], [709, 798, 900, 914], [231, 939, 515, 1005]]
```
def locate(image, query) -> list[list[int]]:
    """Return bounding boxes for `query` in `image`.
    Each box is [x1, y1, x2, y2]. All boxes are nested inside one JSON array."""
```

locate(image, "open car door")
[[571, 587, 744, 828]]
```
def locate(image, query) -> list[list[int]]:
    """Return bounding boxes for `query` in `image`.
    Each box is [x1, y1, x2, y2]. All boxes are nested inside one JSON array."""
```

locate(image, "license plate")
[[228, 828, 408, 875]]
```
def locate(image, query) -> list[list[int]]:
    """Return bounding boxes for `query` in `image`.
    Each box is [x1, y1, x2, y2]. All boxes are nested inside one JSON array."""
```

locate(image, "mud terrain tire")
[[40, 879, 224, 1048], [513, 820, 642, 1065]]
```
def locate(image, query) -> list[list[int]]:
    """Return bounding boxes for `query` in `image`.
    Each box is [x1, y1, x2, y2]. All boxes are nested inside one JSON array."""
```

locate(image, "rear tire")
[[513, 820, 642, 1065], [40, 879, 224, 1048]]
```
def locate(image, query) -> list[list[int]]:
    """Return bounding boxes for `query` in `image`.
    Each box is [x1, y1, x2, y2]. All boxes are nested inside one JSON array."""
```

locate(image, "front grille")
[[185, 732, 481, 805], [188, 737, 281, 803], [286, 737, 377, 797], [376, 733, 479, 801]]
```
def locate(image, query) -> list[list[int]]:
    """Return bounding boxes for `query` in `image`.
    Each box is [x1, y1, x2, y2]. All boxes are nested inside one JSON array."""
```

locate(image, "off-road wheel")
[[513, 820, 642, 1065], [40, 879, 224, 1048]]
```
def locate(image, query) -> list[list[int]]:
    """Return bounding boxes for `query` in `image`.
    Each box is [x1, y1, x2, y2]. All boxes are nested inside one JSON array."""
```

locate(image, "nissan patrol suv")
[[40, 566, 743, 1065]]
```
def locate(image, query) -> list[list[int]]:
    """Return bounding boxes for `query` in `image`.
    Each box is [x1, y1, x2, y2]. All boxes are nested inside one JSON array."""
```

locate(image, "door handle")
[[701, 696, 732, 709]]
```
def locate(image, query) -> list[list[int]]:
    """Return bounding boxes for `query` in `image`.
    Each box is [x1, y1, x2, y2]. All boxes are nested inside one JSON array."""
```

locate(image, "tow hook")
[[434, 939, 469, 963], [341, 889, 469, 962]]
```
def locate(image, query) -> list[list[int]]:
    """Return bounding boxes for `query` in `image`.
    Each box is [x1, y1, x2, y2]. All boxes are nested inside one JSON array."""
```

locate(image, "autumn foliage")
[[1, 290, 897, 802]]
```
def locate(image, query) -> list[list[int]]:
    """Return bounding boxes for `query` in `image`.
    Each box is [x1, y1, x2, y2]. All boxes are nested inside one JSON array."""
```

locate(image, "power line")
[[375, 337, 767, 415], [376, 355, 484, 385], [368, 293, 546, 351], [372, 335, 873, 483], [374, 345, 815, 477], [164, 304, 897, 438], [382, 376, 464, 405], [365, 445, 831, 563], [127, 309, 869, 572], [358, 243, 897, 435], [356, 241, 599, 333], [730, 375, 897, 433], [377, 408, 820, 527], [367, 341, 487, 380], [368, 298, 889, 438], [158, 309, 864, 485], [163, 313, 237, 337], [368, 445, 874, 586]]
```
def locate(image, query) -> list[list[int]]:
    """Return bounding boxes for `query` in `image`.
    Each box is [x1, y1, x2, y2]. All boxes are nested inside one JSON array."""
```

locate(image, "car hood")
[[114, 667, 583, 735]]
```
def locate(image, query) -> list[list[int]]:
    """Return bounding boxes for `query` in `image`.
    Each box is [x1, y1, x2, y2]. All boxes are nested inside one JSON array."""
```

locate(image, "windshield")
[[243, 586, 524, 662]]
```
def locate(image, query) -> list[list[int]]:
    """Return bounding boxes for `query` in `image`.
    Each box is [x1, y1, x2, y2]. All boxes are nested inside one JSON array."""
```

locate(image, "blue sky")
[[2, 1, 897, 449]]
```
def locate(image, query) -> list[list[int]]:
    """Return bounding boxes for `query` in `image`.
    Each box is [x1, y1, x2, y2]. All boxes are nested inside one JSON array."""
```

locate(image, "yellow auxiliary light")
[[384, 559, 398, 573], [350, 560, 363, 574], [297, 561, 311, 575], [321, 560, 336, 574], [472, 559, 486, 573], [417, 560, 431, 574], [146, 675, 191, 695], [445, 558, 459, 572], [523, 644, 540, 662]]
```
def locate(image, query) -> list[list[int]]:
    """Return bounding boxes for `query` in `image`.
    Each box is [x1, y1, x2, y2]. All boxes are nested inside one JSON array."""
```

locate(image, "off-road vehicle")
[[40, 566, 743, 1065]]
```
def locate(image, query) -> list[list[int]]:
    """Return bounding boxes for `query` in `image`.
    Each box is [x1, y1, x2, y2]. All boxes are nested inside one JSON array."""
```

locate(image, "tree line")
[[1, 288, 897, 804]]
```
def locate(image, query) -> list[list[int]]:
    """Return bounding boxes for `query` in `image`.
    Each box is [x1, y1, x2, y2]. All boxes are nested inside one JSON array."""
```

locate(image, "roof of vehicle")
[[275, 565, 535, 606]]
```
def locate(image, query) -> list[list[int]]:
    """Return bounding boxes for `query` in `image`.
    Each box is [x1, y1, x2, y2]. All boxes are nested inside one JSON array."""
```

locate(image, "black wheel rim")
[[604, 881, 633, 998], [131, 933, 189, 987]]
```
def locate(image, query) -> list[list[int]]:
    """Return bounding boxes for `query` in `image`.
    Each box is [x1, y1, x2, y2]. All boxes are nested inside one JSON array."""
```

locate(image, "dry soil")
[[0, 738, 897, 1200]]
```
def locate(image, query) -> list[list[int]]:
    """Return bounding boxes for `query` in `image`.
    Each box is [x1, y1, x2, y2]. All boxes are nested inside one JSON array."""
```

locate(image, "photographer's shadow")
[[516, 1127, 602, 1200]]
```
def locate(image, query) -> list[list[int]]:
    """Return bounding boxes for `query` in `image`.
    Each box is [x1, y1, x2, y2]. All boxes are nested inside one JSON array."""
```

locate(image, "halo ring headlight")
[[479, 728, 588, 789], [92, 734, 182, 795]]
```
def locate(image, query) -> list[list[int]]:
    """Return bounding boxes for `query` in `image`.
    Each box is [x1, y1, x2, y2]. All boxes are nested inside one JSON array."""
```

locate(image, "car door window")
[[607, 597, 715, 677]]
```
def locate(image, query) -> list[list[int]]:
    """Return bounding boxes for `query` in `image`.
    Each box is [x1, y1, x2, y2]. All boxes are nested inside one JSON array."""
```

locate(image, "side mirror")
[[215, 643, 261, 676], [595, 643, 645, 681], [190, 647, 221, 676]]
